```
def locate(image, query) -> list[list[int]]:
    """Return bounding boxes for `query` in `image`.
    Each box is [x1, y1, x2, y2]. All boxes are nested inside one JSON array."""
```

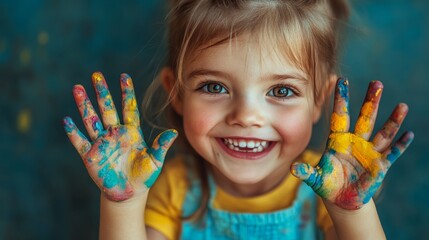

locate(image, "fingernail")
[[158, 129, 178, 145], [92, 72, 104, 82], [73, 85, 85, 96], [402, 131, 415, 145], [63, 116, 75, 133], [337, 78, 349, 99], [121, 73, 131, 83]]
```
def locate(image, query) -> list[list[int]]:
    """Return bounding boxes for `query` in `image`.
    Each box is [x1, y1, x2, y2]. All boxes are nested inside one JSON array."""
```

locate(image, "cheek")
[[182, 100, 220, 139], [275, 108, 314, 144]]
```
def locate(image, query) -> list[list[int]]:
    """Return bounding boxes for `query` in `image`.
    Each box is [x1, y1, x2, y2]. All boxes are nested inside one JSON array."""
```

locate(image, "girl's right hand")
[[63, 72, 177, 202], [291, 78, 413, 210]]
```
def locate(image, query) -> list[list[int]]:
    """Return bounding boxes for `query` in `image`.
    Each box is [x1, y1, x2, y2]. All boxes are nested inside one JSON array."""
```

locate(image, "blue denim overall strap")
[[180, 171, 320, 240]]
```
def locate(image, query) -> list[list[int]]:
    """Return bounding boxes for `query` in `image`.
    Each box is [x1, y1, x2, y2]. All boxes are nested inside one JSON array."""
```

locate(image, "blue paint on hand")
[[338, 78, 349, 100], [144, 168, 161, 188], [151, 130, 177, 161]]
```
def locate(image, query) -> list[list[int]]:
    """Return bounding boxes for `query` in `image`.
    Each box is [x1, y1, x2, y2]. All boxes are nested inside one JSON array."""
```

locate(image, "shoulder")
[[145, 155, 191, 240], [149, 155, 190, 205], [161, 155, 189, 181]]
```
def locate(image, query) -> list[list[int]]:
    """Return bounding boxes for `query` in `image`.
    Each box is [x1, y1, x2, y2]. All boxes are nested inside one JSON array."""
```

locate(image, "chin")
[[219, 166, 272, 185]]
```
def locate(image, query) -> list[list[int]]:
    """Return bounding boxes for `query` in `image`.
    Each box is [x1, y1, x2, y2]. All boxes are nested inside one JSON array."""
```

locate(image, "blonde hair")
[[144, 0, 349, 221]]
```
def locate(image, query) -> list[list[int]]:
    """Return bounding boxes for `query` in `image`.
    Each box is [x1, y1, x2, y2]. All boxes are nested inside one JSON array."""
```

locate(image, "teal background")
[[0, 1, 428, 239]]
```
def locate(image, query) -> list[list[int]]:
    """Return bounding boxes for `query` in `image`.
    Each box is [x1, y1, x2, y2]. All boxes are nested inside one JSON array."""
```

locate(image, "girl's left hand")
[[291, 78, 414, 210]]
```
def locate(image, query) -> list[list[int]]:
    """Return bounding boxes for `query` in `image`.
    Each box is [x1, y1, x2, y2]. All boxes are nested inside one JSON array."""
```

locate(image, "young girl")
[[63, 0, 414, 239]]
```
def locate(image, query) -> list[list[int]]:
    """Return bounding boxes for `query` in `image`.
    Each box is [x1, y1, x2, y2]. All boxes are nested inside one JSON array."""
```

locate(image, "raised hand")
[[291, 78, 414, 210], [63, 72, 177, 201]]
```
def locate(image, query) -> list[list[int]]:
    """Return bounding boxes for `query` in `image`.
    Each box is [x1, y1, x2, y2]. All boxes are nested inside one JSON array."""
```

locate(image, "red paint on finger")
[[73, 84, 86, 97]]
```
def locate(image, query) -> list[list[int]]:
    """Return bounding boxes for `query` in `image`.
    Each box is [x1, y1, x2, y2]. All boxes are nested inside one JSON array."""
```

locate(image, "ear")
[[160, 67, 183, 115], [312, 74, 337, 123]]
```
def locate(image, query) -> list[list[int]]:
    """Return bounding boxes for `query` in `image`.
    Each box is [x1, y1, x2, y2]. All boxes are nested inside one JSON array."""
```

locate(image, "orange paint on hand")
[[355, 102, 374, 134], [125, 77, 133, 86], [331, 112, 348, 132]]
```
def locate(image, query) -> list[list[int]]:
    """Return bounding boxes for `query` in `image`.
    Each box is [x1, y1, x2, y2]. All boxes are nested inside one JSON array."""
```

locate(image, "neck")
[[210, 163, 290, 198]]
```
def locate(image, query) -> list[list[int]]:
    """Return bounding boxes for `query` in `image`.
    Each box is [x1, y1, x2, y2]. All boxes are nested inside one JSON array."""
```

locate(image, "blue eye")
[[267, 86, 294, 98], [200, 82, 228, 94]]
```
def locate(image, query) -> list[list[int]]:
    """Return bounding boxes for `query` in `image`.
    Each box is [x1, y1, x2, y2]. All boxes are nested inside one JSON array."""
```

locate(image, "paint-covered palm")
[[291, 78, 414, 210], [63, 72, 177, 201]]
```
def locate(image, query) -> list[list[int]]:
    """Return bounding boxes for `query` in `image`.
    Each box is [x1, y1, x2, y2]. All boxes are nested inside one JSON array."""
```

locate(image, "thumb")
[[150, 129, 178, 163], [291, 162, 320, 188]]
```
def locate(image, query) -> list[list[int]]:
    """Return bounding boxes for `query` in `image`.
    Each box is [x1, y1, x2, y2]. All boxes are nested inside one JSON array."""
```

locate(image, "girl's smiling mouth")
[[216, 137, 276, 160]]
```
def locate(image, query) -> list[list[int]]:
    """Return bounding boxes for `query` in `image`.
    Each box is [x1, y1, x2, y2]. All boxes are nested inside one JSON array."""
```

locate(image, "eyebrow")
[[267, 73, 308, 85], [187, 69, 233, 81], [187, 68, 308, 84]]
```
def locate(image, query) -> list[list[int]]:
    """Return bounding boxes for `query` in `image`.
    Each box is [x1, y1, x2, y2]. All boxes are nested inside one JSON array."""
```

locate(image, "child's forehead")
[[186, 33, 308, 78]]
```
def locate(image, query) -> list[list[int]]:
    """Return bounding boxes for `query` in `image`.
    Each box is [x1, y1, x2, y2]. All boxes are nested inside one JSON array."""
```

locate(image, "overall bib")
[[180, 171, 322, 240]]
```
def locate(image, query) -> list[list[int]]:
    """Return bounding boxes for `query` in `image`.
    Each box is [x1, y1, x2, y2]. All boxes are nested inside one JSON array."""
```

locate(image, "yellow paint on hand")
[[320, 167, 338, 197], [129, 98, 137, 108], [103, 110, 118, 123], [355, 102, 374, 134], [131, 149, 155, 179], [128, 128, 141, 144], [328, 133, 352, 154], [17, 109, 31, 133], [93, 72, 104, 82], [331, 112, 348, 132], [328, 132, 381, 176], [124, 115, 137, 125], [375, 88, 382, 97]]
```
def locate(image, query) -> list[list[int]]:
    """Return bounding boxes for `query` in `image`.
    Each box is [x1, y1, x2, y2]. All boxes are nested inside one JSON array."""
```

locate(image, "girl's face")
[[175, 34, 323, 188]]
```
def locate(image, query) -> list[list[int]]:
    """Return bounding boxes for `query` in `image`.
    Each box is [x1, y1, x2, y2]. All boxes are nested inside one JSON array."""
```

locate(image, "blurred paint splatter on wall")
[[0, 0, 428, 239]]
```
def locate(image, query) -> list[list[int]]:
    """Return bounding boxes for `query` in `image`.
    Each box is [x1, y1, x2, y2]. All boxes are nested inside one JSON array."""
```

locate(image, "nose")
[[226, 96, 265, 128]]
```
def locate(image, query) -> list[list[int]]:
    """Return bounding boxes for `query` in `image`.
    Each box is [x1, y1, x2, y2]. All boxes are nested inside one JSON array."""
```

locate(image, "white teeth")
[[222, 138, 270, 153]]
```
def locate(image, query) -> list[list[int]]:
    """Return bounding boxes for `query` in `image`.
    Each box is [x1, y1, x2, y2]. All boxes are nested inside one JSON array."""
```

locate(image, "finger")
[[92, 72, 120, 127], [120, 73, 140, 126], [373, 103, 408, 152], [140, 129, 178, 188], [354, 81, 383, 140], [291, 162, 321, 189], [73, 85, 104, 140], [383, 131, 414, 167], [150, 129, 178, 163], [330, 78, 350, 133], [63, 116, 92, 157]]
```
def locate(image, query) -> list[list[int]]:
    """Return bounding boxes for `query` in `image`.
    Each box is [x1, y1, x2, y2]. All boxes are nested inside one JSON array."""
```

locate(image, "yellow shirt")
[[145, 150, 333, 239]]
